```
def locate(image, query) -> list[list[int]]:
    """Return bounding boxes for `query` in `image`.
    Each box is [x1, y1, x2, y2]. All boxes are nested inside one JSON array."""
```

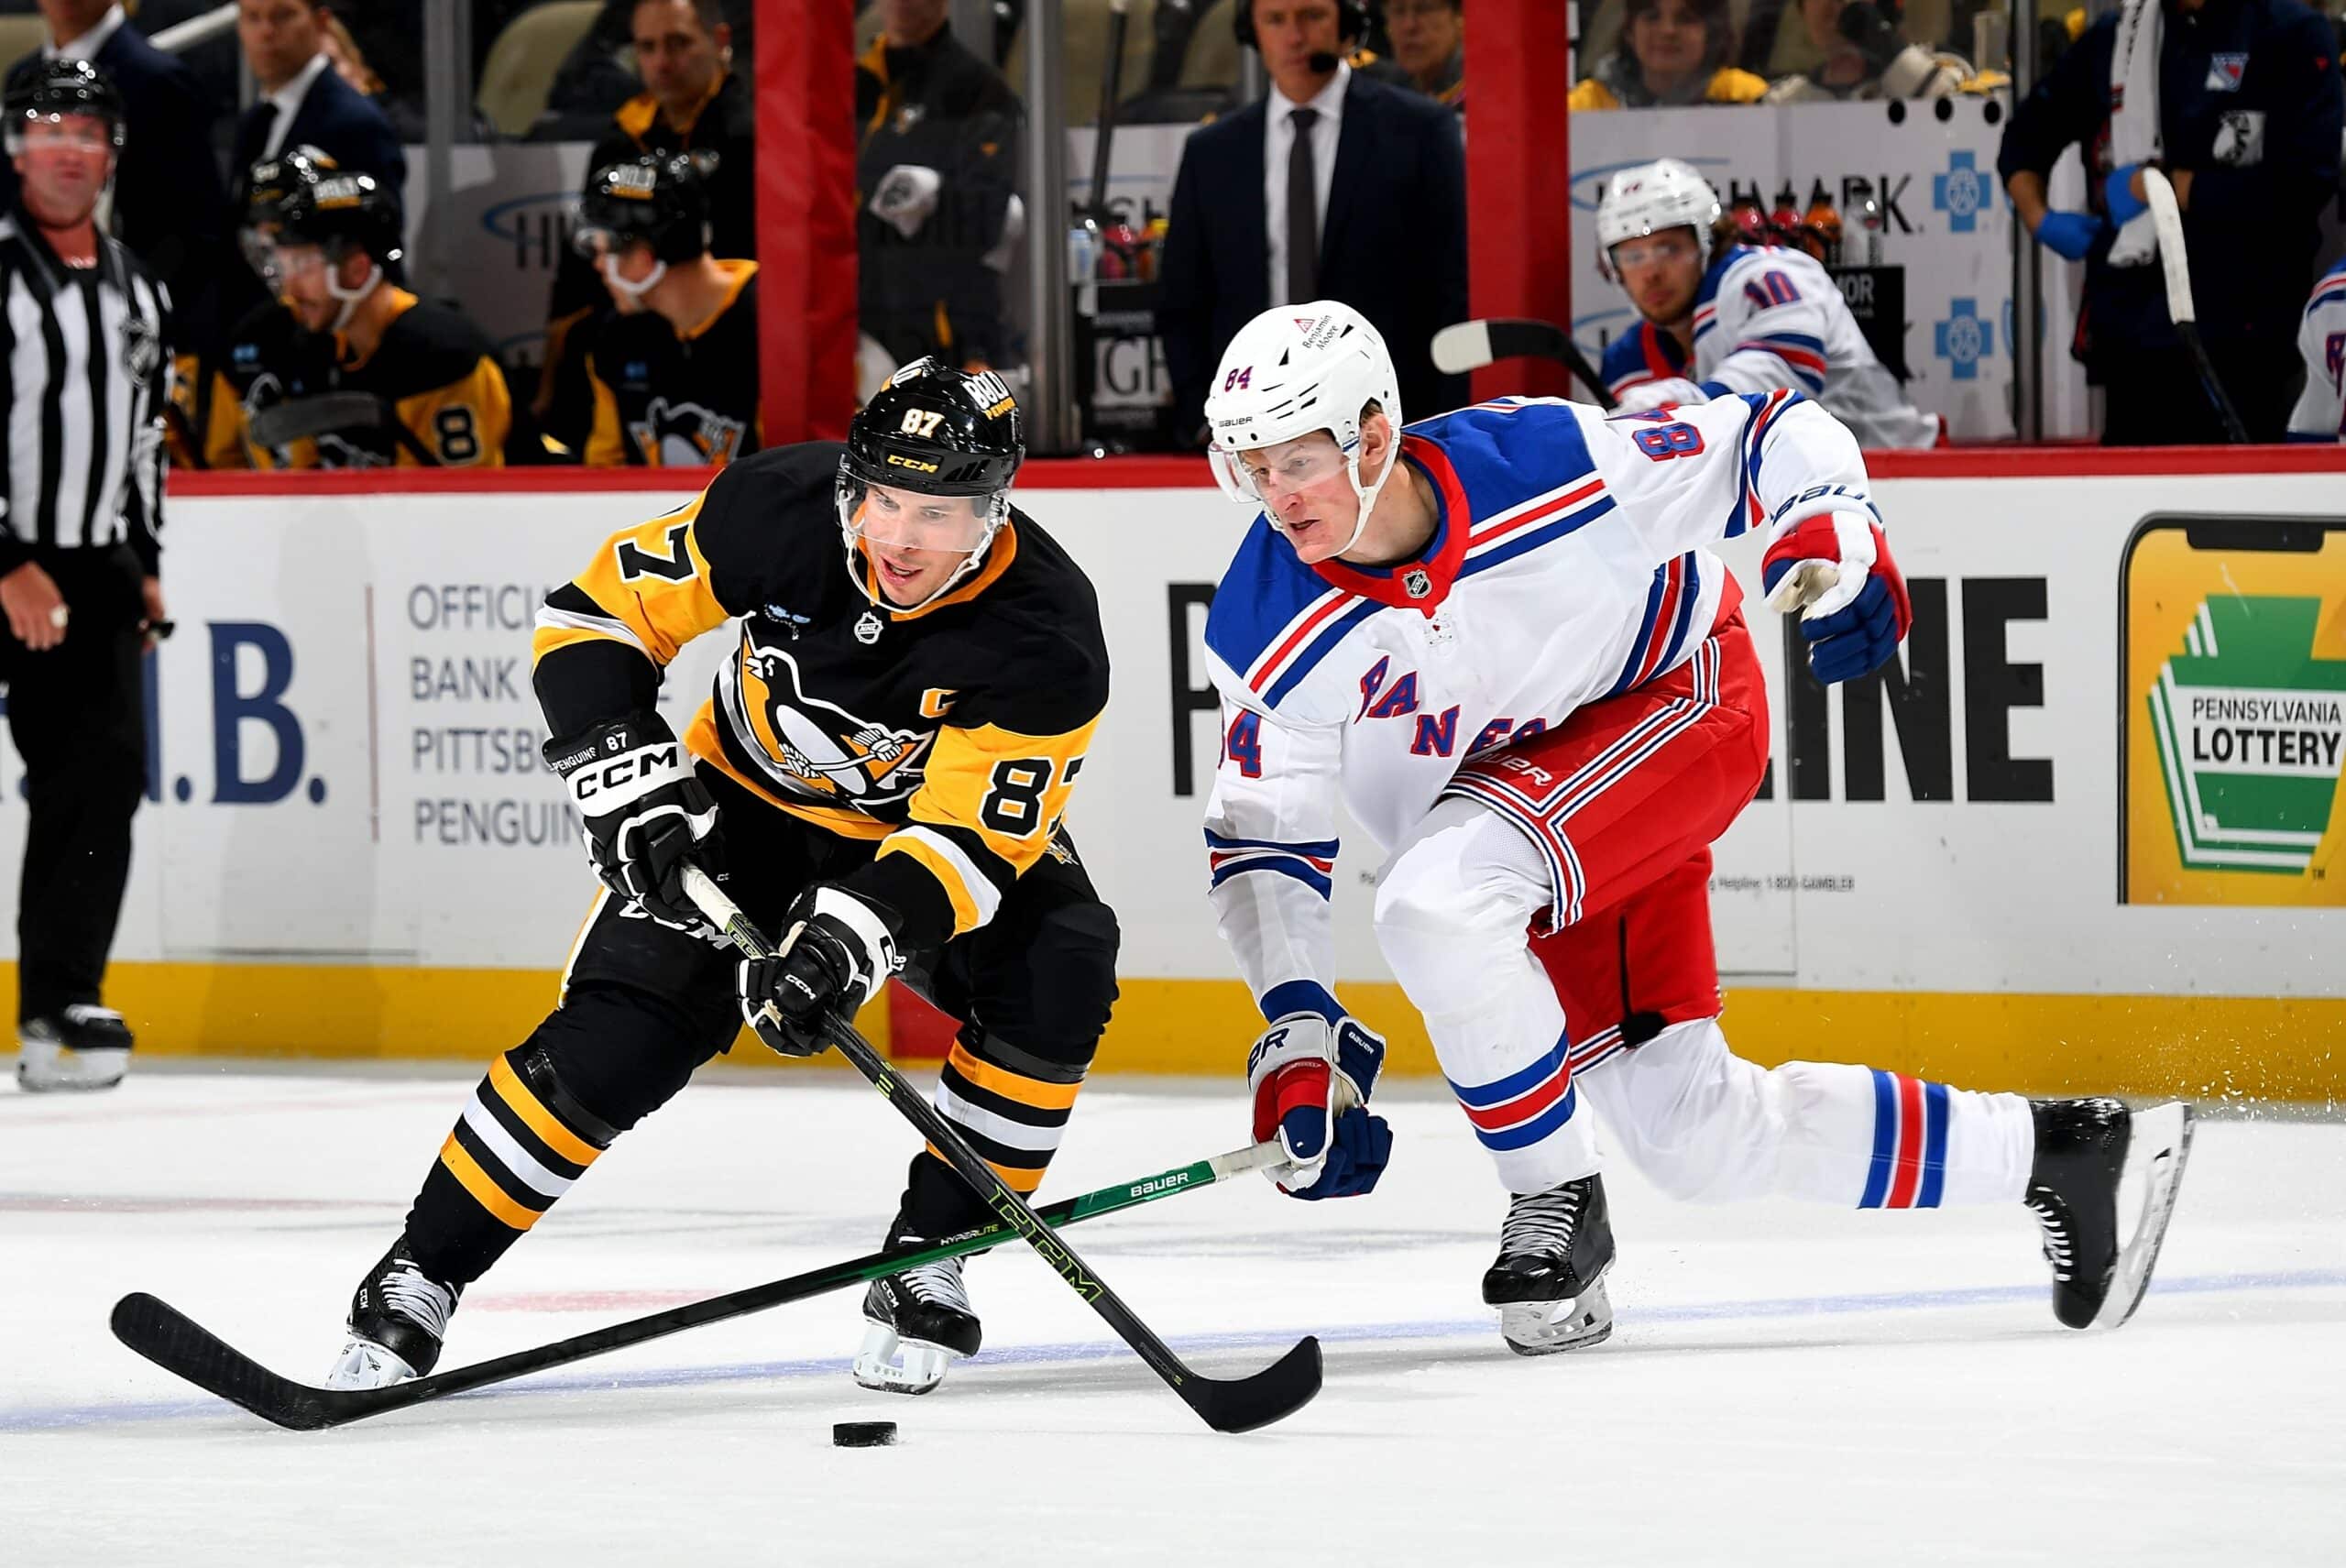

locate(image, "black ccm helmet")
[[4, 57, 125, 153], [274, 170, 405, 269], [239, 144, 340, 275], [837, 358, 1025, 607], [574, 152, 710, 266]]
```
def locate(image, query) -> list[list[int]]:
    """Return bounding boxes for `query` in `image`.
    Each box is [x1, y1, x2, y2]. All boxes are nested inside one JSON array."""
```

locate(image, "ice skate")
[[854, 1245, 981, 1395], [1482, 1173, 1616, 1355], [2025, 1097, 2193, 1330], [325, 1242, 462, 1389], [16, 1005, 133, 1092]]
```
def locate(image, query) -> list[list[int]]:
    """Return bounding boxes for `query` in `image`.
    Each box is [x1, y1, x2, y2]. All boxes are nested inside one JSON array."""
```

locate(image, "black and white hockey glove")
[[737, 885, 902, 1058], [543, 713, 721, 929]]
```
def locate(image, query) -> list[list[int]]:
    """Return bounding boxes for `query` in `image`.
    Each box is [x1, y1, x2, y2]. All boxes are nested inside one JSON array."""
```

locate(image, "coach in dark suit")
[[1157, 0, 1468, 440], [1, 1, 229, 345], [228, 0, 406, 209]]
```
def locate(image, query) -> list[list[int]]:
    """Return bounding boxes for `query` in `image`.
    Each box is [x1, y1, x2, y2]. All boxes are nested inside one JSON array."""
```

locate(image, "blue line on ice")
[[12, 1266, 2341, 1433]]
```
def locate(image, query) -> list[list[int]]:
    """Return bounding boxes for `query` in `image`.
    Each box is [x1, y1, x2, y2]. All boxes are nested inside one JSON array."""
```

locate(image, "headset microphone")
[[1307, 49, 1339, 71]]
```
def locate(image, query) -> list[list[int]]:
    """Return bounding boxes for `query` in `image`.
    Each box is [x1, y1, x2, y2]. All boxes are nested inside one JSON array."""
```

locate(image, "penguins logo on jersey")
[[736, 635, 932, 804], [629, 396, 750, 466]]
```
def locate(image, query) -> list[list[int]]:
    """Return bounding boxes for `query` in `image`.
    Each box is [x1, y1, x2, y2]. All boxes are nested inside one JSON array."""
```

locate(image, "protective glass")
[[265, 242, 329, 284], [1208, 433, 1353, 508], [839, 477, 999, 556]]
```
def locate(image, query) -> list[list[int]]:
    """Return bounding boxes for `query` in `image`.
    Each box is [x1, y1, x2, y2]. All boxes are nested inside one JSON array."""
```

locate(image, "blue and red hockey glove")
[[1762, 510, 1913, 685], [1246, 1011, 1392, 1200]]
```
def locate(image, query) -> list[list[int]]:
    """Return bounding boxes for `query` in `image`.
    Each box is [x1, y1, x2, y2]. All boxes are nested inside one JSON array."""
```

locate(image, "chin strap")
[[327, 262, 383, 334], [1331, 435, 1402, 558], [600, 253, 668, 301]]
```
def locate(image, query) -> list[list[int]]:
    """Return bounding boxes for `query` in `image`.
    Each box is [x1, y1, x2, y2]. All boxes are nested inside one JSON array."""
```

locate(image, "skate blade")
[[323, 1336, 420, 1391], [2092, 1102, 2195, 1331], [16, 1046, 127, 1092], [851, 1321, 963, 1396], [1497, 1276, 1615, 1357]]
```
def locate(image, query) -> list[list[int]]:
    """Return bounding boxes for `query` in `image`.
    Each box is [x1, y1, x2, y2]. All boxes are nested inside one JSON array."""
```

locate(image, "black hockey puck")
[[833, 1420, 897, 1448]]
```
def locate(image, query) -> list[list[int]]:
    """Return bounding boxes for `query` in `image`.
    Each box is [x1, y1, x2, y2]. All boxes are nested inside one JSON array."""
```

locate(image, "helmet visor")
[[1208, 432, 1353, 509], [838, 475, 999, 557]]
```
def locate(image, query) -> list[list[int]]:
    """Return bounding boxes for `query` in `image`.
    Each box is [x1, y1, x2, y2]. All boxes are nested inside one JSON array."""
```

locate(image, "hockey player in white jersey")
[[1200, 302, 2191, 1354], [2285, 260, 2346, 442], [1595, 158, 1940, 451]]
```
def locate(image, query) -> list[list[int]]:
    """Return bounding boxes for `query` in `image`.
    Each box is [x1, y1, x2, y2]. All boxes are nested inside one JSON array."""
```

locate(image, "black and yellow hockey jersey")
[[584, 260, 761, 467], [532, 443, 1109, 953], [207, 289, 526, 468]]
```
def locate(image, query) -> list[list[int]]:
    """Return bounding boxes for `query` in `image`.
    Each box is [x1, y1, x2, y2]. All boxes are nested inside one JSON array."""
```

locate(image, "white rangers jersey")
[[1600, 244, 1939, 451], [1202, 391, 1871, 1023], [2286, 260, 2346, 443]]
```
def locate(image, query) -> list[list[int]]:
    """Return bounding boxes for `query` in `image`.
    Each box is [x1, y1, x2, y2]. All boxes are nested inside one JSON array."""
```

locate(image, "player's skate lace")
[[893, 1255, 971, 1317], [1498, 1182, 1585, 1257], [2025, 1191, 2076, 1280], [377, 1260, 456, 1339]]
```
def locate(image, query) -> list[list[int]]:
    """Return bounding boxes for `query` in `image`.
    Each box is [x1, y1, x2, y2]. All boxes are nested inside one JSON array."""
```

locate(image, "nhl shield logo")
[[1403, 567, 1432, 599], [854, 609, 884, 645]]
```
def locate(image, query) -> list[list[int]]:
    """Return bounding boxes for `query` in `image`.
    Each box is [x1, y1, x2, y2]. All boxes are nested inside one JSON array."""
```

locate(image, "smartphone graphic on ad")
[[2120, 514, 2346, 907]]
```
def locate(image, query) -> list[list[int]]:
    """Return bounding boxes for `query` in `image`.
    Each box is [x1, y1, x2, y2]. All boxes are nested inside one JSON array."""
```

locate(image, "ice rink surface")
[[4, 1062, 2342, 1567]]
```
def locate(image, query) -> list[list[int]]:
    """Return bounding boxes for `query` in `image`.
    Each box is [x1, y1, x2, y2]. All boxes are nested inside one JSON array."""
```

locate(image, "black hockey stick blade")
[[686, 867, 1322, 1434], [113, 1292, 364, 1431], [1183, 1332, 1322, 1434], [1431, 317, 1618, 411]]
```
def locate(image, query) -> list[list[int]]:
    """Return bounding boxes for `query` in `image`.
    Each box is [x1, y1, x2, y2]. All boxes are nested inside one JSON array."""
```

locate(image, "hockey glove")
[[1617, 376, 1707, 414], [1762, 510, 1913, 685], [544, 713, 720, 928], [2034, 210, 2104, 263], [1247, 1012, 1393, 1201], [737, 885, 902, 1058], [2101, 165, 2149, 230]]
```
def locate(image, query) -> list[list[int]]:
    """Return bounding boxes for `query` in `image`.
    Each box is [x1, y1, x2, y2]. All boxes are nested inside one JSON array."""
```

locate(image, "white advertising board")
[[3, 471, 2338, 1016]]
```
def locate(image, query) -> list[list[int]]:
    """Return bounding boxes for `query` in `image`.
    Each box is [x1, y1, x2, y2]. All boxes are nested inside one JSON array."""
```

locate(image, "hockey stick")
[[245, 391, 444, 466], [110, 1139, 1284, 1431], [1430, 317, 1620, 411], [2141, 169, 2249, 444], [687, 867, 1321, 1434]]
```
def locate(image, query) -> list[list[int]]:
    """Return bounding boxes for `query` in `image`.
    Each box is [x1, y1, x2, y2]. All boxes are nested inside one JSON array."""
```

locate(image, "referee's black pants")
[[0, 544, 146, 1026]]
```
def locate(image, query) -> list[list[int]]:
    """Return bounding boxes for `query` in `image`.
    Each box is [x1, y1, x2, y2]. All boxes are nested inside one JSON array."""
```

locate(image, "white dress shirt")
[[259, 51, 334, 159], [45, 4, 127, 60], [1262, 62, 1348, 308]]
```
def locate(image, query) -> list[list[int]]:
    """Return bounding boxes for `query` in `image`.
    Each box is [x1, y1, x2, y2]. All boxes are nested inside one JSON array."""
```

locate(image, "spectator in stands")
[[1386, 0, 1464, 107], [575, 154, 761, 466], [1763, 0, 1970, 100], [1999, 0, 2342, 444], [1, 0, 232, 413], [1157, 0, 1469, 440], [536, 0, 752, 435], [1571, 0, 1770, 108], [229, 0, 406, 211], [220, 170, 533, 467], [319, 10, 421, 142], [856, 0, 1022, 372]]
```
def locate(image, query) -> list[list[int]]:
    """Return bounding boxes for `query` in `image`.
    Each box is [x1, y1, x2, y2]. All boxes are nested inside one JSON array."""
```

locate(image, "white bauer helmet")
[[1203, 301, 1403, 560], [1595, 158, 1723, 278]]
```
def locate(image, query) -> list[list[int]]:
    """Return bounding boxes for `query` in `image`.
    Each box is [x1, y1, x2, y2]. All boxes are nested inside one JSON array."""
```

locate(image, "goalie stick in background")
[[320, 360, 1122, 1401], [1197, 302, 2192, 1355], [1592, 159, 1940, 450]]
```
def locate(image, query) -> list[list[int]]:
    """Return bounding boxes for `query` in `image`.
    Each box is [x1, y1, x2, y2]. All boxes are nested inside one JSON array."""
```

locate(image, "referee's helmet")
[[4, 58, 125, 155]]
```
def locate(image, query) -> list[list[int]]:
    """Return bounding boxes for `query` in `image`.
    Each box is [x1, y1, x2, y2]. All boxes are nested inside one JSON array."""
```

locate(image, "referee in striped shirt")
[[0, 59, 170, 1093]]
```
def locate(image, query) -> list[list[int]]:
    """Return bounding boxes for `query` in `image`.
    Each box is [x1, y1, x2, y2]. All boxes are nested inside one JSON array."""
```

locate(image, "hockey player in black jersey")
[[573, 152, 761, 467], [217, 168, 532, 467], [328, 361, 1119, 1398]]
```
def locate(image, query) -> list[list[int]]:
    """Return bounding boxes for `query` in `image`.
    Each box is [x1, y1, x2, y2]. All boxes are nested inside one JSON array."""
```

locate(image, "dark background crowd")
[[0, 0, 2340, 457]]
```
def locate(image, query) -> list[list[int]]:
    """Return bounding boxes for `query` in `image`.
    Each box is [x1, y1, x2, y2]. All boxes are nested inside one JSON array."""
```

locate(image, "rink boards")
[[2, 453, 2341, 1097]]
